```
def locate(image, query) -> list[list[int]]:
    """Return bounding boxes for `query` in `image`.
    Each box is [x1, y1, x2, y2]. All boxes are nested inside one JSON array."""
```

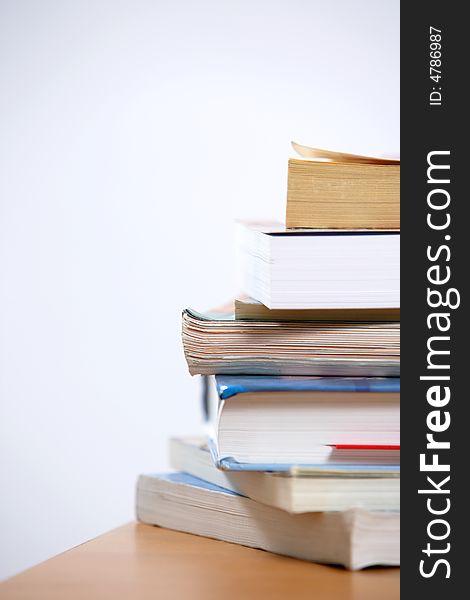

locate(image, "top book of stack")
[[286, 142, 400, 230]]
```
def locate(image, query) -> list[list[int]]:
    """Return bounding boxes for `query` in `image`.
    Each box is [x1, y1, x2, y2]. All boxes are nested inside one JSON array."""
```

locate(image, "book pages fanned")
[[291, 141, 400, 165]]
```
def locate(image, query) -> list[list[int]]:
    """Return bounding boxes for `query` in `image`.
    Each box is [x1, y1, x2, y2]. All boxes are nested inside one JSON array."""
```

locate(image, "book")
[[182, 308, 400, 377], [234, 296, 400, 322], [136, 472, 400, 570], [169, 436, 400, 512], [236, 222, 400, 309], [205, 375, 400, 468], [286, 143, 400, 229]]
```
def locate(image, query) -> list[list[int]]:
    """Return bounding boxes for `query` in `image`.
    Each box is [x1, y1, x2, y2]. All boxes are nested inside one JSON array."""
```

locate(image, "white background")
[[0, 0, 399, 580]]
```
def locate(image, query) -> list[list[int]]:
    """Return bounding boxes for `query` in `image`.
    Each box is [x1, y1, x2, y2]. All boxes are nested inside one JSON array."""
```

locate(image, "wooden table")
[[0, 523, 399, 599]]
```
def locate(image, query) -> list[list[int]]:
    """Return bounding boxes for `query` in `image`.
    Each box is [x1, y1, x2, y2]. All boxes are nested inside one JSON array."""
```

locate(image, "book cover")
[[215, 375, 401, 399]]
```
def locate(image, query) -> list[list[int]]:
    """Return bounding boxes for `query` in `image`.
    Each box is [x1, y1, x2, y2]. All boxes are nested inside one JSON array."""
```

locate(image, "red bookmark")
[[332, 444, 400, 450]]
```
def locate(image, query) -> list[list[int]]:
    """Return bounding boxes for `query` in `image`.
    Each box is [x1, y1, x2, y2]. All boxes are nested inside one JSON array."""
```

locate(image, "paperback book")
[[169, 436, 400, 512], [136, 472, 400, 570], [286, 143, 399, 230], [236, 221, 400, 309], [182, 308, 400, 376]]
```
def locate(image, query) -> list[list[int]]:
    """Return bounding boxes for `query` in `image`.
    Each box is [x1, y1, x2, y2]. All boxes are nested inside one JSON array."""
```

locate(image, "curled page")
[[291, 141, 400, 165]]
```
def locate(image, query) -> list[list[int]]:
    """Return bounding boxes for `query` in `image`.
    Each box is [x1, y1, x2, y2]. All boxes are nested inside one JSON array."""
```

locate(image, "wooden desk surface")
[[0, 523, 399, 600]]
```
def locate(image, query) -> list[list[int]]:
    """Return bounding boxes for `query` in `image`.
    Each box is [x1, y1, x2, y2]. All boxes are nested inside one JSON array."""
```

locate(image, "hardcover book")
[[204, 375, 400, 469]]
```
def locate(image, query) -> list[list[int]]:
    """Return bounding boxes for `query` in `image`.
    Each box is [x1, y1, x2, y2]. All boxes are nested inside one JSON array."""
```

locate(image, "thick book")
[[136, 472, 400, 570], [182, 308, 400, 377], [205, 375, 400, 469], [236, 222, 400, 309], [169, 436, 400, 513], [234, 296, 400, 322], [286, 143, 400, 229]]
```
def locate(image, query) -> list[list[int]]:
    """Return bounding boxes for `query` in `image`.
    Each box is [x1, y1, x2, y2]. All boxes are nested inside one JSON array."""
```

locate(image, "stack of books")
[[136, 143, 400, 571]]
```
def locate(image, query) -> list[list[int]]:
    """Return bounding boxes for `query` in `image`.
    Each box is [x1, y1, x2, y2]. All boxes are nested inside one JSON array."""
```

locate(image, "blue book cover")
[[201, 375, 400, 421], [215, 375, 400, 399], [156, 472, 241, 495]]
